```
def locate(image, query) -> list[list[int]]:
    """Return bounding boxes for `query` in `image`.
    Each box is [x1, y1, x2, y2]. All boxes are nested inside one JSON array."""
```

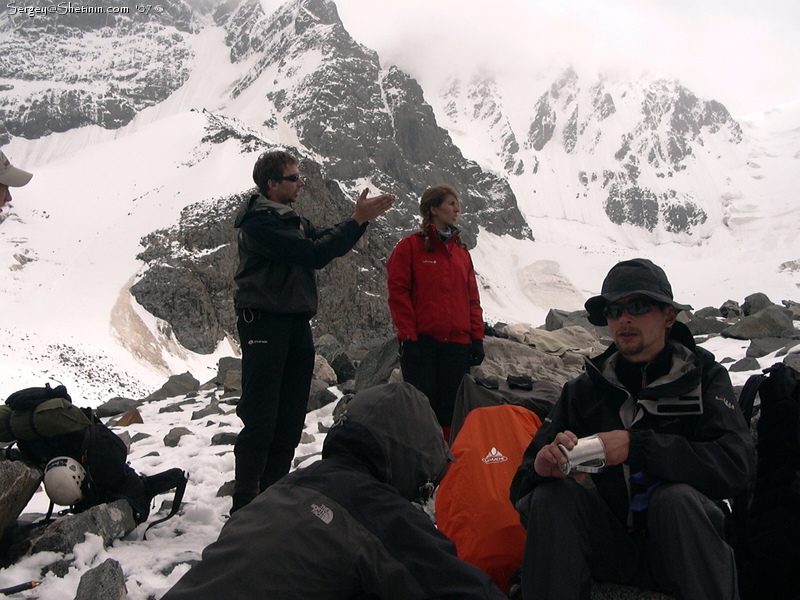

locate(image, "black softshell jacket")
[[233, 194, 367, 316], [510, 322, 754, 526]]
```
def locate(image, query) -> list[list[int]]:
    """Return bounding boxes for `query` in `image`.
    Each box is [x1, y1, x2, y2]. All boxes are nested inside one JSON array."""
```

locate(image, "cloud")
[[333, 0, 800, 116]]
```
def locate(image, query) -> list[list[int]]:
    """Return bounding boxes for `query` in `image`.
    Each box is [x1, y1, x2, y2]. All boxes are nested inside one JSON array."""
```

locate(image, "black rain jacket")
[[162, 383, 507, 600], [233, 194, 367, 316], [510, 322, 754, 526]]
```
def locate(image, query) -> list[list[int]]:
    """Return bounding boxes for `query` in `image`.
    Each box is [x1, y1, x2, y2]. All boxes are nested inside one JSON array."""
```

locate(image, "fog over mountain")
[[0, 0, 798, 402]]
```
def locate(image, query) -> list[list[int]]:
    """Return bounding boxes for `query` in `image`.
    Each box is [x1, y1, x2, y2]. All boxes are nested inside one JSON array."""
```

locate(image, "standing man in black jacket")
[[231, 150, 394, 513], [510, 258, 753, 600]]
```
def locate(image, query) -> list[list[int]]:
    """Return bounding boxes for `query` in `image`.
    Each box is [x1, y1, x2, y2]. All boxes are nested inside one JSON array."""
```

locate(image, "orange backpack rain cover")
[[435, 404, 541, 594]]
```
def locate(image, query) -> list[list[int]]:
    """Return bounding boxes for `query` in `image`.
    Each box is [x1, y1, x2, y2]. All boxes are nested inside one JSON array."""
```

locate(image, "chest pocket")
[[634, 385, 704, 427]]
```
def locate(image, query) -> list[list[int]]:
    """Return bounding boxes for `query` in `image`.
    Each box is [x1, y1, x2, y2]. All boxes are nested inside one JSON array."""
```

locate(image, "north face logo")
[[482, 448, 508, 464], [311, 503, 334, 524]]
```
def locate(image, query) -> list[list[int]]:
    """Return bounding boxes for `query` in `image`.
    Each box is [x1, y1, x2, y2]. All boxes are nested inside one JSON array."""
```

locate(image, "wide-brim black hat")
[[585, 258, 692, 326]]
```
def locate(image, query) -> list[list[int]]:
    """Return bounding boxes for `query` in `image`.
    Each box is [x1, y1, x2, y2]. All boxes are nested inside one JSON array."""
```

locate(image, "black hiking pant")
[[517, 479, 739, 600], [400, 335, 470, 431], [233, 311, 314, 511]]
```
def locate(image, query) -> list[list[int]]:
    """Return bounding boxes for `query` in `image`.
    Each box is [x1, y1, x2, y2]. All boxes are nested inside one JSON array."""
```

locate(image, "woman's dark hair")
[[419, 184, 466, 252], [252, 151, 298, 196]]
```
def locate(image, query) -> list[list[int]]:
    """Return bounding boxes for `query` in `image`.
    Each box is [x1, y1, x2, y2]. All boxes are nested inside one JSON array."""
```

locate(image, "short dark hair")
[[252, 151, 298, 196]]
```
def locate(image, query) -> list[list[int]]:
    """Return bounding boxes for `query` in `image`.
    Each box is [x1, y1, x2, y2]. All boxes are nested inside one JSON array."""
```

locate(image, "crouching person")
[[162, 382, 507, 600], [509, 258, 754, 600]]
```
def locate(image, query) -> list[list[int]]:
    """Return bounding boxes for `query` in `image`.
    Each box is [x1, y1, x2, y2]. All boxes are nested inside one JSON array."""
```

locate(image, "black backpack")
[[735, 362, 800, 600], [3, 384, 187, 534]]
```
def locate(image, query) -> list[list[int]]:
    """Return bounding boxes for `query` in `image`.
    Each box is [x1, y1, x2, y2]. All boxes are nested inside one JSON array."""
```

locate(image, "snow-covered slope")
[[0, 334, 790, 600], [0, 0, 798, 403]]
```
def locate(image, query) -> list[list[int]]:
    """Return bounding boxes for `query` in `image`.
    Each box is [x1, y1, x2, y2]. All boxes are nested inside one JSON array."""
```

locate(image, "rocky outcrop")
[[131, 152, 399, 352], [722, 306, 798, 340], [213, 0, 532, 245], [0, 0, 197, 143], [145, 372, 201, 401], [315, 334, 356, 384], [74, 558, 127, 600], [0, 457, 42, 548], [14, 500, 137, 559]]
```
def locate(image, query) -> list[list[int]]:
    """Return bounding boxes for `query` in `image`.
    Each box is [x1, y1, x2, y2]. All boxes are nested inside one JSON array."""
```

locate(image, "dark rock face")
[[0, 0, 196, 142], [307, 379, 337, 412], [746, 338, 793, 358], [742, 292, 774, 316], [521, 70, 741, 235], [28, 500, 136, 556], [163, 427, 193, 447], [684, 313, 729, 336], [95, 397, 142, 418], [720, 300, 742, 318], [131, 150, 400, 352], [214, 357, 243, 386], [722, 306, 798, 340], [74, 558, 127, 600], [215, 0, 531, 246], [0, 457, 42, 547], [128, 0, 531, 353], [542, 309, 610, 342], [730, 357, 761, 372], [353, 337, 400, 391], [145, 372, 200, 401], [315, 334, 355, 383], [528, 94, 557, 152]]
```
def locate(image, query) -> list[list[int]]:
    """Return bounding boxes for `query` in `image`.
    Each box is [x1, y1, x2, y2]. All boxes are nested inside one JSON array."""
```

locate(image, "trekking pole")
[[0, 581, 39, 595]]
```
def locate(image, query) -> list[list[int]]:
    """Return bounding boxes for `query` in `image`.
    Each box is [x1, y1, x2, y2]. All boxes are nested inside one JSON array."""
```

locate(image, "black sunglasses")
[[602, 299, 660, 320], [275, 174, 301, 182]]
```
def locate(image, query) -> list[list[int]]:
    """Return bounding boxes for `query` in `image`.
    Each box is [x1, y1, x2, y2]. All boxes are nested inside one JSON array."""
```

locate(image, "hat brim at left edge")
[[0, 165, 33, 187]]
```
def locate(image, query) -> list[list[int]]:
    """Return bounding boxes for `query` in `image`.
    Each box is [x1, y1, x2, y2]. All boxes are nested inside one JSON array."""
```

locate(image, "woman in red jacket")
[[387, 184, 485, 440]]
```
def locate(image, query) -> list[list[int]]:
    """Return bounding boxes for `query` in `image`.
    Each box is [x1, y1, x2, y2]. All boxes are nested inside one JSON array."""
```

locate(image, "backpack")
[[734, 362, 800, 600], [2, 384, 187, 533], [435, 404, 542, 594]]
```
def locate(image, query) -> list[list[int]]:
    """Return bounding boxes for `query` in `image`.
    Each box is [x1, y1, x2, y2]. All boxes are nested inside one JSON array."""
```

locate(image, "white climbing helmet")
[[43, 456, 86, 506]]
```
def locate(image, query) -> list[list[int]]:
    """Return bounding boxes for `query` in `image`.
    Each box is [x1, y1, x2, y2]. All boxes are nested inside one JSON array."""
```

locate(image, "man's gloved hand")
[[468, 339, 485, 366]]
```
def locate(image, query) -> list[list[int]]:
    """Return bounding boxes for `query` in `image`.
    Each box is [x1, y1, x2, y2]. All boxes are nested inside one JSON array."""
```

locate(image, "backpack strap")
[[77, 410, 100, 498], [738, 371, 767, 427], [729, 369, 769, 554], [142, 470, 188, 540]]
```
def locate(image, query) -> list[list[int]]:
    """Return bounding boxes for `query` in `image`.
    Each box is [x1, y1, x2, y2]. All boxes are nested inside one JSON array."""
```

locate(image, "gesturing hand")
[[351, 189, 395, 224]]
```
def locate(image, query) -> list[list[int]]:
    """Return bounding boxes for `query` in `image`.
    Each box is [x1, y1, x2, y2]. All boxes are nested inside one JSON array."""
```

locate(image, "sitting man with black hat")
[[510, 258, 753, 600]]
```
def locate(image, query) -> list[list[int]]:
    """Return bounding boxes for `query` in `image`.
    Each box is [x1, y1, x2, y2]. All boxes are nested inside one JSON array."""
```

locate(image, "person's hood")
[[322, 383, 454, 502]]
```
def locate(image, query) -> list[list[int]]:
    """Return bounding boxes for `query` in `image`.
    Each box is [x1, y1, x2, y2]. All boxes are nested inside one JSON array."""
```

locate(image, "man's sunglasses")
[[275, 174, 302, 182], [602, 299, 661, 320]]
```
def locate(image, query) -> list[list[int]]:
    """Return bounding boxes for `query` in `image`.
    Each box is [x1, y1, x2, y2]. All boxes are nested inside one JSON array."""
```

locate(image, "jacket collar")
[[236, 194, 299, 228], [250, 194, 297, 216], [423, 224, 461, 246], [586, 322, 706, 424]]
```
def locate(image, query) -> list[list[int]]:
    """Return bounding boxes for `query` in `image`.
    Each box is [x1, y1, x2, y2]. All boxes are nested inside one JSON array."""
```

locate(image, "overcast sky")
[[329, 0, 800, 117]]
